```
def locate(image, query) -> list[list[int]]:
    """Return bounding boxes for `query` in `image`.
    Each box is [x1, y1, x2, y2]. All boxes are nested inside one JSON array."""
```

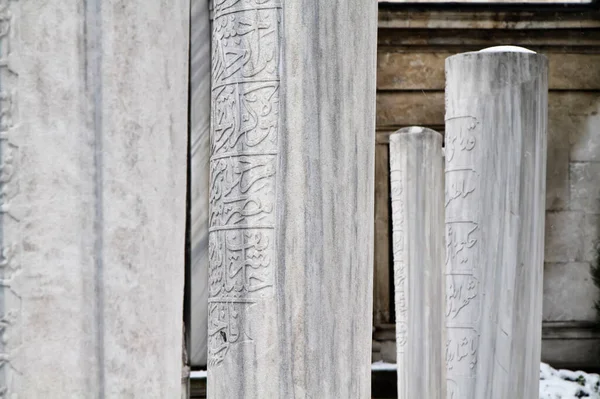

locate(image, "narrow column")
[[189, 0, 212, 368], [3, 1, 190, 397], [390, 127, 446, 399], [444, 46, 547, 399], [208, 1, 377, 397]]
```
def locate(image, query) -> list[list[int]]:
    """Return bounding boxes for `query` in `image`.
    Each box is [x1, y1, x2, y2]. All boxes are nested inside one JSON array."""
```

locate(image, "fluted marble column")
[[390, 127, 446, 399], [189, 0, 211, 368], [208, 1, 377, 397], [444, 46, 547, 399], [0, 1, 189, 397]]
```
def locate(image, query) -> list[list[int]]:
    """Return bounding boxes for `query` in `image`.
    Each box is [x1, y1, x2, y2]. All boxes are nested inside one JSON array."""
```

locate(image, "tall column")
[[208, 1, 377, 397], [390, 127, 446, 399], [2, 1, 189, 397], [189, 0, 211, 368], [444, 46, 547, 399]]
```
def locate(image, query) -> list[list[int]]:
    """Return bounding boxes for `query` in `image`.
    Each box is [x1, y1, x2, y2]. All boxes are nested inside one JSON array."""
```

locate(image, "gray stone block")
[[568, 100, 600, 162], [543, 263, 599, 322], [582, 213, 600, 263], [545, 211, 585, 263], [570, 162, 600, 214], [545, 141, 569, 211]]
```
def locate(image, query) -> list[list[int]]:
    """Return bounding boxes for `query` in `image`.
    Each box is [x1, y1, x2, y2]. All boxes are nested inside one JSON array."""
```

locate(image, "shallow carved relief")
[[447, 379, 459, 399], [212, 83, 279, 157], [390, 157, 407, 354], [444, 118, 478, 164], [446, 328, 479, 377], [208, 229, 274, 299], [445, 169, 478, 209], [446, 275, 480, 326], [207, 301, 254, 367], [209, 0, 281, 366], [209, 155, 276, 229], [0, 2, 20, 395], [445, 117, 481, 390], [445, 221, 478, 272]]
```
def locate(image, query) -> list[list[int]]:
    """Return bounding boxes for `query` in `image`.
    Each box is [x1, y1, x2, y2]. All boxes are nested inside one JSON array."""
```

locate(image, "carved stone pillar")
[[389, 127, 446, 399], [208, 1, 377, 397], [444, 46, 548, 399], [0, 1, 189, 396]]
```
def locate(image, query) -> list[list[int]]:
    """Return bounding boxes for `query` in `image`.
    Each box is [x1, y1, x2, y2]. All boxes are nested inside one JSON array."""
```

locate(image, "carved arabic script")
[[208, 0, 282, 366]]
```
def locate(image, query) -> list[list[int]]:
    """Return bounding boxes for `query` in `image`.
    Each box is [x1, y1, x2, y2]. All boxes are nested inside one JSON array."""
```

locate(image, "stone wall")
[[373, 5, 600, 369]]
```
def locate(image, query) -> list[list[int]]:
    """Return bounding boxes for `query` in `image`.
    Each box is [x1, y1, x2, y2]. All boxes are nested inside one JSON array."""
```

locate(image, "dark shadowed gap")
[[388, 194, 396, 324], [184, 0, 193, 366]]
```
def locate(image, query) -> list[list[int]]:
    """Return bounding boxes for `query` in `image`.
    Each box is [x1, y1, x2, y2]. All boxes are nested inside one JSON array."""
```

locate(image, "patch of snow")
[[479, 45, 536, 54], [540, 363, 600, 399], [371, 361, 398, 371], [190, 370, 207, 379]]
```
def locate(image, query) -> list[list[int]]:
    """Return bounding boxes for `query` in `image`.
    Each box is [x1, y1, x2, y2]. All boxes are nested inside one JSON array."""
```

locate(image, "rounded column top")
[[478, 45, 536, 54], [389, 126, 443, 144]]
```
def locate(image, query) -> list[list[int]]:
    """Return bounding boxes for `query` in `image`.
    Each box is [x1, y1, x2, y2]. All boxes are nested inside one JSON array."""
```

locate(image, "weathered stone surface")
[[544, 147, 569, 211], [541, 322, 600, 369], [559, 93, 600, 163], [569, 102, 600, 162], [570, 162, 600, 214], [376, 92, 597, 132], [378, 7, 600, 29], [543, 263, 599, 322], [372, 339, 398, 363], [189, 0, 211, 368], [445, 48, 547, 399], [544, 212, 586, 263], [389, 127, 446, 399], [7, 1, 189, 397], [582, 214, 600, 263], [545, 102, 571, 211], [207, 1, 377, 398], [377, 52, 600, 91], [376, 91, 445, 129]]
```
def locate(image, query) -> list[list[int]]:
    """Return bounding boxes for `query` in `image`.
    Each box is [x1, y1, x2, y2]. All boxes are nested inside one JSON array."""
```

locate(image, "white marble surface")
[[389, 127, 446, 399], [189, 0, 211, 368], [0, 1, 190, 397], [445, 49, 548, 398], [207, 0, 377, 397]]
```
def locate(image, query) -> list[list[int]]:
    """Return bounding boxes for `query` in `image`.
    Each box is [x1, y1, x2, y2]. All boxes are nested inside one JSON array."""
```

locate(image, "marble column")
[[208, 1, 377, 397], [189, 0, 211, 368], [389, 127, 446, 399], [0, 1, 189, 397], [444, 46, 548, 399]]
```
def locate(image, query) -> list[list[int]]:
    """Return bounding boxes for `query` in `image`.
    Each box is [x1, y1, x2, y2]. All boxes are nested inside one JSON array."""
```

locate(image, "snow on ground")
[[540, 363, 600, 399], [371, 361, 600, 399]]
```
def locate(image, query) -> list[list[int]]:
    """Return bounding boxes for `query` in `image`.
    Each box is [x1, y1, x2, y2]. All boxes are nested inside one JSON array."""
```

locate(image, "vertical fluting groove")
[[85, 0, 105, 397]]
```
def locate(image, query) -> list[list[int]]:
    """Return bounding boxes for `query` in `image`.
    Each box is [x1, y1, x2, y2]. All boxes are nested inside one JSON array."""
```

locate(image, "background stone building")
[[373, 0, 600, 373]]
